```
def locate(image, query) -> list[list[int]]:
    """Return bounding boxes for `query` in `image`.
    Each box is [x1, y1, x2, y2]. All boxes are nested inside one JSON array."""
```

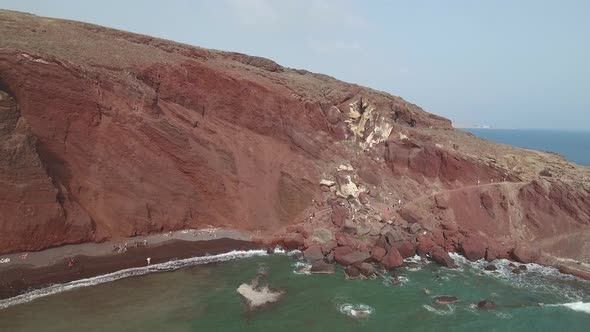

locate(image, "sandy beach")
[[0, 229, 258, 299]]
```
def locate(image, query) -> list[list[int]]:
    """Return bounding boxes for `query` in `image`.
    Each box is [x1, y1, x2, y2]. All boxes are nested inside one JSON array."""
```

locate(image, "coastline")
[[0, 229, 260, 300], [2, 227, 590, 305]]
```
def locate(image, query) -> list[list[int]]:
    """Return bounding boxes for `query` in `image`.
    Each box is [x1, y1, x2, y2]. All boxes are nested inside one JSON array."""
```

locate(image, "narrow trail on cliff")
[[401, 181, 528, 209]]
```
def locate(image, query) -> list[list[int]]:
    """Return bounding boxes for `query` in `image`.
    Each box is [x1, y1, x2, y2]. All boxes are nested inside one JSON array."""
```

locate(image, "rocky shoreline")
[[1, 231, 588, 304]]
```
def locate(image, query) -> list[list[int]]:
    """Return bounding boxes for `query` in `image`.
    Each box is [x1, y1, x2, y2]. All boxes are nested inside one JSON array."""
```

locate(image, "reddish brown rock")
[[435, 296, 459, 304], [417, 235, 437, 255], [459, 235, 487, 261], [382, 248, 404, 270], [356, 262, 375, 277], [334, 246, 370, 266], [330, 199, 349, 227], [435, 195, 449, 209], [310, 261, 335, 274], [358, 192, 369, 205], [324, 106, 341, 124], [321, 240, 338, 255], [283, 233, 305, 250], [431, 246, 456, 268], [396, 241, 417, 258], [345, 266, 361, 279], [512, 246, 541, 264], [1, 10, 589, 278], [303, 245, 324, 261], [370, 246, 387, 262]]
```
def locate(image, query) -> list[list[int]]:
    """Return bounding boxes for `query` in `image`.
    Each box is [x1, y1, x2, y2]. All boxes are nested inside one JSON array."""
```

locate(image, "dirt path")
[[401, 181, 527, 208]]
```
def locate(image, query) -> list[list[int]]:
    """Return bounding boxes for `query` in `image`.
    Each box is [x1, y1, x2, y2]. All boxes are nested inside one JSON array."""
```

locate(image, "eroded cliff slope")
[[1, 11, 589, 271]]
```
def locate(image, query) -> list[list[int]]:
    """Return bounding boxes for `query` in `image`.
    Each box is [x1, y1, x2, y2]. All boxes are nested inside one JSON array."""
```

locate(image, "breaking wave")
[[0, 249, 268, 310], [549, 302, 590, 314], [339, 303, 374, 318], [448, 253, 590, 302], [423, 304, 455, 316]]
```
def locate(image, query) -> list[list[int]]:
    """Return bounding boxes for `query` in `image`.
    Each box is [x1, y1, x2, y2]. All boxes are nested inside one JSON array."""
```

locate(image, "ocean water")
[[1, 253, 589, 332], [463, 128, 590, 166]]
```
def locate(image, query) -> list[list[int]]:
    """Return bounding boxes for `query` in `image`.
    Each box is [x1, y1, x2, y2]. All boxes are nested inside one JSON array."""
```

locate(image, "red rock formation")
[[1, 10, 590, 279]]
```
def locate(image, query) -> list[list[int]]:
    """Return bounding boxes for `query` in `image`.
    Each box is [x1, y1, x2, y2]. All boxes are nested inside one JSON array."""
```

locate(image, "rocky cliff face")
[[0, 11, 589, 270]]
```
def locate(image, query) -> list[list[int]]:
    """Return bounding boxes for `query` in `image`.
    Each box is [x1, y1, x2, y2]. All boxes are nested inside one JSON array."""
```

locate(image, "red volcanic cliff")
[[0, 11, 589, 272]]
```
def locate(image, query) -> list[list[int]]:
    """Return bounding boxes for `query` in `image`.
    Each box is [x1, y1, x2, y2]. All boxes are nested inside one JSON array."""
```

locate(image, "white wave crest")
[[423, 304, 455, 316], [550, 302, 590, 314], [447, 253, 589, 302], [0, 249, 268, 310], [292, 261, 311, 275], [339, 303, 374, 318]]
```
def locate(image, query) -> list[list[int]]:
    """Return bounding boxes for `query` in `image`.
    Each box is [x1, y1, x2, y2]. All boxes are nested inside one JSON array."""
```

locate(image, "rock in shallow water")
[[310, 261, 335, 274], [237, 283, 284, 310], [484, 264, 497, 271], [435, 296, 459, 304], [477, 300, 497, 310]]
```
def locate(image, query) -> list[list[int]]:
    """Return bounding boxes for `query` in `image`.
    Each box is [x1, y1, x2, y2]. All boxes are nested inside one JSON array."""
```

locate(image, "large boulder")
[[310, 228, 334, 244], [356, 262, 376, 278], [321, 240, 338, 255], [304, 245, 324, 261], [330, 199, 349, 227], [416, 235, 437, 255], [310, 261, 335, 274], [459, 235, 487, 261], [512, 245, 540, 264], [325, 106, 341, 124], [370, 246, 387, 262], [396, 240, 416, 258], [431, 246, 456, 268], [283, 233, 305, 250], [345, 266, 361, 279], [381, 248, 404, 270], [334, 246, 371, 266]]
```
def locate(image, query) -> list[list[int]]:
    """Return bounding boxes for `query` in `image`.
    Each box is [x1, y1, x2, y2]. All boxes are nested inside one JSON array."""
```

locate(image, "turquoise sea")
[[0, 252, 589, 332]]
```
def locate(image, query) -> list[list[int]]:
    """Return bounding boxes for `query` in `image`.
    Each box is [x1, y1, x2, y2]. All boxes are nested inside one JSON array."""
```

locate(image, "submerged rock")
[[477, 300, 497, 310], [484, 264, 497, 271], [435, 296, 459, 304], [237, 277, 284, 310]]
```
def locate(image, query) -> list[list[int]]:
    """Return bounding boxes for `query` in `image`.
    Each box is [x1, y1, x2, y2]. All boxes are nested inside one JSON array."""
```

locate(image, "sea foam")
[[550, 302, 590, 314], [0, 249, 268, 310]]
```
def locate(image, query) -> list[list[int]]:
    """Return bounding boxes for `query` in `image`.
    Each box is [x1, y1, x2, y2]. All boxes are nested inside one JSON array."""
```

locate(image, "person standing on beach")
[[147, 257, 151, 265]]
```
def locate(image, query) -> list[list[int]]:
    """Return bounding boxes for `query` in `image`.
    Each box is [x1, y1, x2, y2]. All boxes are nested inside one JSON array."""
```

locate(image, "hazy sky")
[[1, 0, 589, 129]]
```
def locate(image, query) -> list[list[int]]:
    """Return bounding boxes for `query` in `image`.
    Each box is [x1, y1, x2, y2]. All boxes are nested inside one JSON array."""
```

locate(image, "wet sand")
[[0, 229, 259, 299]]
